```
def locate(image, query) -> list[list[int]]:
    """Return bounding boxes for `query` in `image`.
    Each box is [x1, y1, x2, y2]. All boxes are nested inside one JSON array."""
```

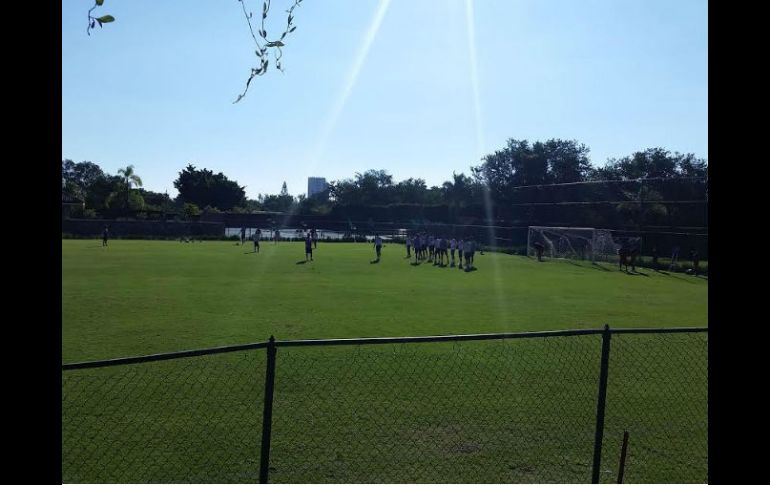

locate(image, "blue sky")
[[62, 0, 707, 199]]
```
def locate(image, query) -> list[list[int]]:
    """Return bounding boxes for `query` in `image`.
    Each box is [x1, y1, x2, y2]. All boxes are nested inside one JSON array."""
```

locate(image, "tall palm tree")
[[117, 165, 143, 204]]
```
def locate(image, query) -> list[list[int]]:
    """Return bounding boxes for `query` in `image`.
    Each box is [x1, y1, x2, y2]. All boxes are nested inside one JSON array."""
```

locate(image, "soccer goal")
[[527, 226, 638, 262]]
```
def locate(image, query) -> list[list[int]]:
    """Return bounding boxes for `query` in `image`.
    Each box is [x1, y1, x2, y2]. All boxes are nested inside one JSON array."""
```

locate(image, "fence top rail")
[[610, 327, 708, 335], [276, 328, 605, 347], [61, 341, 269, 371], [61, 326, 707, 370]]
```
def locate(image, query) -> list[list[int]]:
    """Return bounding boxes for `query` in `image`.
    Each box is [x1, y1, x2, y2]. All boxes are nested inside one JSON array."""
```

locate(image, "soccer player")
[[457, 239, 464, 269], [440, 237, 448, 266], [311, 228, 318, 249], [240, 227, 246, 245], [533, 241, 545, 262], [253, 229, 261, 253], [618, 242, 628, 272], [690, 247, 700, 276], [669, 245, 680, 270], [651, 246, 658, 269], [450, 238, 457, 267], [374, 233, 383, 261], [406, 235, 412, 258], [464, 238, 473, 270], [305, 232, 313, 261], [629, 245, 639, 273], [102, 225, 109, 247], [433, 236, 441, 266], [273, 229, 279, 244], [428, 235, 435, 262]]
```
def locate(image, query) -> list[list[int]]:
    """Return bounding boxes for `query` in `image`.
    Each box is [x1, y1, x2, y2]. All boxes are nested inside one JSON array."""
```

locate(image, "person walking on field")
[[374, 234, 383, 261], [406, 235, 412, 258], [669, 245, 680, 270], [533, 241, 545, 262], [102, 225, 109, 247], [690, 247, 700, 276], [305, 232, 313, 261]]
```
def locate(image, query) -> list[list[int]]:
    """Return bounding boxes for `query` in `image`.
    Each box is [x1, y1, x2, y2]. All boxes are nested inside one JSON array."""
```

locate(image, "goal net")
[[527, 226, 640, 262]]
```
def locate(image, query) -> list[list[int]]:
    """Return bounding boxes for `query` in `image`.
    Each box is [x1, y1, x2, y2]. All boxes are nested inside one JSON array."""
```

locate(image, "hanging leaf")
[[289, 26, 296, 33], [96, 15, 115, 23], [95, 0, 104, 5], [266, 41, 284, 47]]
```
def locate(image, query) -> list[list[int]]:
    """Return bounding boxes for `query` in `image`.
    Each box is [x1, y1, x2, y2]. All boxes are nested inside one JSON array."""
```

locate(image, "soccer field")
[[62, 239, 707, 362], [62, 239, 708, 483]]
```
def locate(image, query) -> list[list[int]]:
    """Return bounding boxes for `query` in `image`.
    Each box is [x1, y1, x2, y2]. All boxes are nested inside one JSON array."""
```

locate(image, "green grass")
[[62, 240, 708, 483], [62, 240, 706, 362]]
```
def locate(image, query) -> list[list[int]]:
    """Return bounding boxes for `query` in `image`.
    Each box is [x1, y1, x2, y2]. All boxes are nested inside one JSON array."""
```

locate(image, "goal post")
[[527, 226, 641, 263], [527, 226, 598, 262]]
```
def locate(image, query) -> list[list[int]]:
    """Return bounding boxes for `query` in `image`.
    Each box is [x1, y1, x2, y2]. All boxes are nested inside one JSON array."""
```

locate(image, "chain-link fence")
[[62, 327, 707, 483]]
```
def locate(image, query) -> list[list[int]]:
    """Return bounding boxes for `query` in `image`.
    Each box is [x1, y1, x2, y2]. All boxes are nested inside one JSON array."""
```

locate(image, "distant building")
[[307, 177, 328, 199]]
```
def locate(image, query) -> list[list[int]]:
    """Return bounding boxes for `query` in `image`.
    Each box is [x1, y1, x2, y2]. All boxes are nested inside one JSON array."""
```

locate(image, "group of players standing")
[[405, 234, 479, 271]]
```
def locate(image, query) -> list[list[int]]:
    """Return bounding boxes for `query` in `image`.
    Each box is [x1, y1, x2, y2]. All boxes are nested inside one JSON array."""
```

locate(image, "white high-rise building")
[[307, 177, 328, 198]]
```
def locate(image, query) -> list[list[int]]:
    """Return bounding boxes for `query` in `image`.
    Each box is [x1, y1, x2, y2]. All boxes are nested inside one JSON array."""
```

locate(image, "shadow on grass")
[[370, 259, 381, 264], [410, 261, 421, 266], [625, 270, 650, 277], [296, 260, 309, 265]]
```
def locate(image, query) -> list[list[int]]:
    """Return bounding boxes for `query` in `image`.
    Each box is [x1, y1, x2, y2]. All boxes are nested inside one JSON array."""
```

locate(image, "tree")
[[472, 139, 549, 204], [183, 202, 202, 219], [173, 164, 247, 210], [83, 0, 306, 103], [117, 165, 143, 208], [62, 160, 106, 200], [394, 178, 429, 204], [106, 190, 145, 214], [598, 148, 680, 180], [543, 139, 592, 184]]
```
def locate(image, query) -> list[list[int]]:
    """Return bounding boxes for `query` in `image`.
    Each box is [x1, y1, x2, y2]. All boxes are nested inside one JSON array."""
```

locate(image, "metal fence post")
[[617, 430, 630, 483], [591, 324, 612, 483], [259, 336, 278, 484]]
